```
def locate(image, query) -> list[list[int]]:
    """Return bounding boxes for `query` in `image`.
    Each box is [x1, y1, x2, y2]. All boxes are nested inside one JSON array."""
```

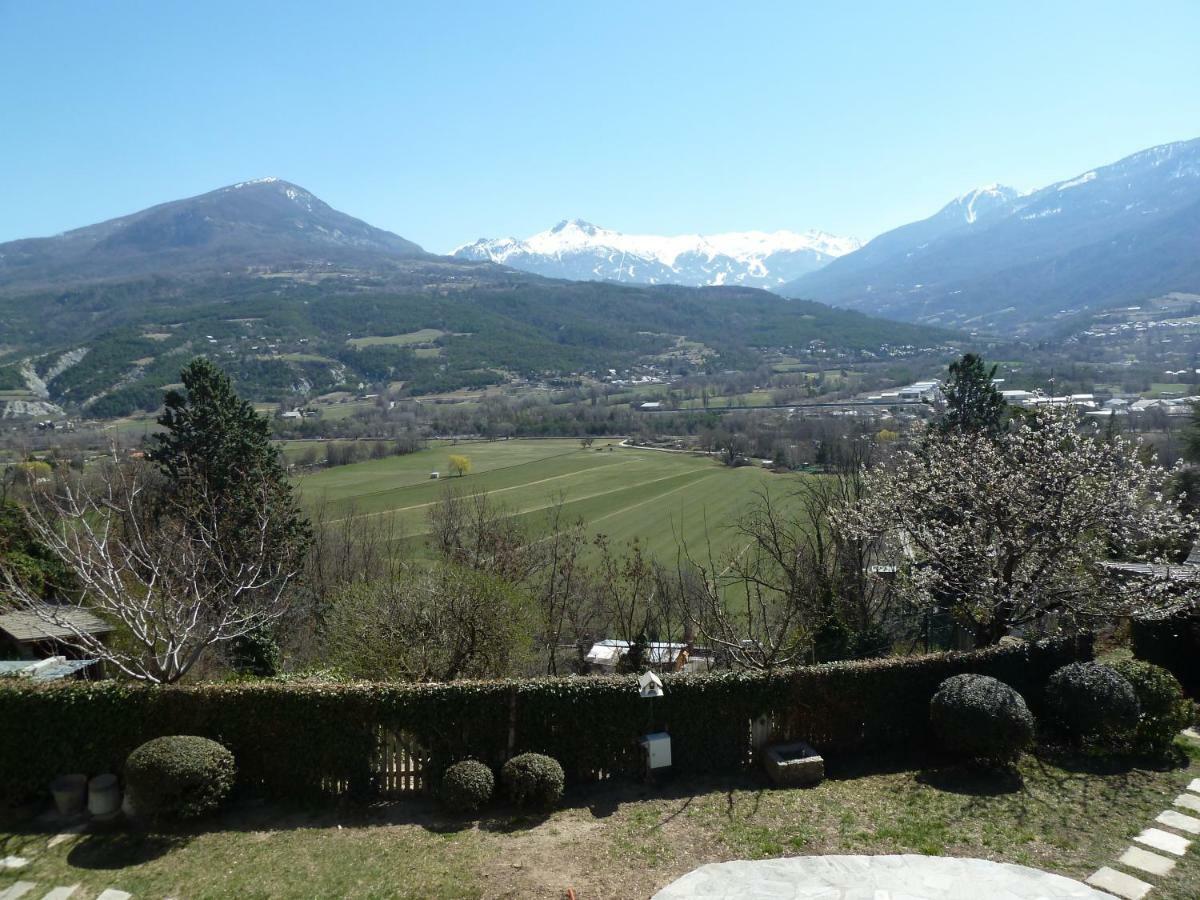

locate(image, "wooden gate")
[[373, 727, 429, 796]]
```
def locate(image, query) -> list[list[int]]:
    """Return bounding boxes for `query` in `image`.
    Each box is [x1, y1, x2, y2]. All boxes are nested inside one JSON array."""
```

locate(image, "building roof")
[[1099, 561, 1200, 581], [0, 606, 114, 643], [585, 639, 694, 666], [0, 657, 99, 680]]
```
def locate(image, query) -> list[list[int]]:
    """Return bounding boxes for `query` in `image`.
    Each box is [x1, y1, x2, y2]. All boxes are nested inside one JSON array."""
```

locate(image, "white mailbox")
[[642, 731, 672, 769]]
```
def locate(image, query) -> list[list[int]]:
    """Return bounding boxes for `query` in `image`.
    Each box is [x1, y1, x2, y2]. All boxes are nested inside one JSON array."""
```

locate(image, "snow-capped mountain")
[[781, 136, 1200, 334], [452, 219, 860, 289]]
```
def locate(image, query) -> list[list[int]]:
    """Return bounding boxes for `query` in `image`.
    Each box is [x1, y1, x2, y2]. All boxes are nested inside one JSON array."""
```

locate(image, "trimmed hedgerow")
[[440, 759, 494, 813], [1110, 658, 1194, 757], [0, 636, 1091, 805], [125, 735, 236, 820], [930, 674, 1034, 766], [501, 752, 564, 808], [1046, 662, 1140, 747]]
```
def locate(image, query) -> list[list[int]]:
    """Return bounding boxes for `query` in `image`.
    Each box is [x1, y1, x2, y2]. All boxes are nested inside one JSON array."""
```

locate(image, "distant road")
[[635, 399, 932, 413]]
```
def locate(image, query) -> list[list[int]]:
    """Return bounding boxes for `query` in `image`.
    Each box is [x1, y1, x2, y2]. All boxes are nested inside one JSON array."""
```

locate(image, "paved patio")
[[652, 854, 1112, 899]]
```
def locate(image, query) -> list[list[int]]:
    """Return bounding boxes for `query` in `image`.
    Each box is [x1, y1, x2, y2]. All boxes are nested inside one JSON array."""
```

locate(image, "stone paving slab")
[[46, 824, 87, 850], [1188, 777, 1200, 794], [652, 855, 1114, 899], [1086, 867, 1153, 900], [96, 891, 131, 900], [0, 860, 28, 872], [1133, 826, 1191, 855], [1118, 844, 1175, 876], [39, 887, 78, 900], [1174, 792, 1200, 814], [1156, 808, 1200, 834], [0, 885, 36, 900]]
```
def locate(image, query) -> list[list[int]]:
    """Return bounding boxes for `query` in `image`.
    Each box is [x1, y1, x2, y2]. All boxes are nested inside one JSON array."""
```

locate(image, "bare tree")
[[536, 496, 588, 674], [0, 457, 303, 683], [677, 533, 814, 671], [674, 439, 894, 670], [592, 535, 656, 651], [428, 487, 543, 585]]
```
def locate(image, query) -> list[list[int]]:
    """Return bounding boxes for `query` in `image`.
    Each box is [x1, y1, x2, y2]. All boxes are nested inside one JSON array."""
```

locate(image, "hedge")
[[0, 636, 1091, 804], [1131, 612, 1200, 696]]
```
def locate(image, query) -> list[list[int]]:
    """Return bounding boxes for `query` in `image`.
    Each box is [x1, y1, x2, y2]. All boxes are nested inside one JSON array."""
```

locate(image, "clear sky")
[[2, 0, 1198, 252]]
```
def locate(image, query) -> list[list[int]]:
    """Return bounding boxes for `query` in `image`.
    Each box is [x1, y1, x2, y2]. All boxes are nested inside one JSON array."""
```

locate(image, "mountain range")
[[0, 177, 427, 289], [452, 219, 860, 289], [782, 138, 1200, 334], [0, 180, 948, 418]]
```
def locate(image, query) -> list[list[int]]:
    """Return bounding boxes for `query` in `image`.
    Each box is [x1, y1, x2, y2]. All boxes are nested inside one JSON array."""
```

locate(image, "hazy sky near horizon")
[[2, 1, 1199, 252]]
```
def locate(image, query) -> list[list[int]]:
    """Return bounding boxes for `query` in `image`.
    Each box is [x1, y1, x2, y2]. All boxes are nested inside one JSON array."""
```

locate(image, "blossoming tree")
[[835, 406, 1198, 647]]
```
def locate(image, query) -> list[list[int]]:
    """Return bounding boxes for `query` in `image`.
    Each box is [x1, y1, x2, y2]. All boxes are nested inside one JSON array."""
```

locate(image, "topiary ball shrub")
[[1046, 662, 1140, 748], [440, 759, 495, 813], [929, 673, 1035, 766], [1110, 658, 1194, 757], [501, 752, 564, 809], [124, 735, 237, 820]]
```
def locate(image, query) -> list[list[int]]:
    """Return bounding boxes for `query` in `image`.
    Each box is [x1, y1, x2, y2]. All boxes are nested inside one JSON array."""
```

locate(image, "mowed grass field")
[[296, 438, 803, 561]]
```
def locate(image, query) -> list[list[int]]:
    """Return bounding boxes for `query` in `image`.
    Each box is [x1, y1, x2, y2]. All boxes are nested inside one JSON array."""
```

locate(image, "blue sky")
[[2, 1, 1198, 252]]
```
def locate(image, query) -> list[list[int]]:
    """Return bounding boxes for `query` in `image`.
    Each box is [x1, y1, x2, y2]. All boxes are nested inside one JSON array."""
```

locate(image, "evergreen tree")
[[939, 353, 1007, 436], [150, 359, 311, 674]]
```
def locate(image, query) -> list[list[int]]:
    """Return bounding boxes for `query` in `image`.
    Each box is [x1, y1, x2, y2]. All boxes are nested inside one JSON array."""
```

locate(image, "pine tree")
[[150, 359, 311, 674], [939, 353, 1007, 436]]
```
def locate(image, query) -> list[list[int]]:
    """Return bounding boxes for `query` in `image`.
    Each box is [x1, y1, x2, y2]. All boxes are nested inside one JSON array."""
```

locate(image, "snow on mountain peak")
[[230, 176, 281, 190], [949, 184, 1019, 224], [452, 220, 860, 289]]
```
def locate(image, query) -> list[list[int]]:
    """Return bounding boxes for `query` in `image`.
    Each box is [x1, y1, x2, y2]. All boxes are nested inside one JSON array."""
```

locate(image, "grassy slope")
[[296, 439, 796, 562], [3, 744, 1198, 899]]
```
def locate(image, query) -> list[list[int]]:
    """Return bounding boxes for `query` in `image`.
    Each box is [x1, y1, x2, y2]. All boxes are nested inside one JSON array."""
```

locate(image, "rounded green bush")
[[500, 752, 564, 808], [1110, 658, 1194, 757], [440, 759, 494, 813], [930, 674, 1035, 765], [124, 735, 236, 820], [1046, 662, 1140, 747]]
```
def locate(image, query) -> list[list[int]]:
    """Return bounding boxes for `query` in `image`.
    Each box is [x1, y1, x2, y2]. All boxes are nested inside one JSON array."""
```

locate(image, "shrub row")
[[0, 636, 1091, 804], [1131, 612, 1200, 696]]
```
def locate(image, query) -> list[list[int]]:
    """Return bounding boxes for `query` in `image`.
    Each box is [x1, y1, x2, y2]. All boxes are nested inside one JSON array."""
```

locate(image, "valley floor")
[[295, 438, 802, 562]]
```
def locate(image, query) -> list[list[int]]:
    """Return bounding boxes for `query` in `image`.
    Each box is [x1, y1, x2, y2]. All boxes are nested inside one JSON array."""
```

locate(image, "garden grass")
[[3, 744, 1198, 899]]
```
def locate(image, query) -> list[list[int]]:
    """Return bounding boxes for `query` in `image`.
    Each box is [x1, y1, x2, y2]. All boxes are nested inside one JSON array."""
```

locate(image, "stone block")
[[1133, 826, 1190, 856], [1174, 792, 1200, 814], [763, 741, 824, 787], [1156, 808, 1200, 834], [1118, 844, 1175, 876], [1086, 866, 1152, 900]]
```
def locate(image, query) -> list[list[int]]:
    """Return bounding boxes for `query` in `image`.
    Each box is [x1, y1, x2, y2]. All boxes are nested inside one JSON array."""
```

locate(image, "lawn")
[[296, 439, 800, 561], [3, 743, 1198, 899]]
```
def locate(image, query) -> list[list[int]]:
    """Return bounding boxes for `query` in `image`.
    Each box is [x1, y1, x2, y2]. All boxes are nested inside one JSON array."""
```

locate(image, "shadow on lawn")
[[915, 765, 1024, 796], [67, 830, 189, 869], [1034, 742, 1192, 776]]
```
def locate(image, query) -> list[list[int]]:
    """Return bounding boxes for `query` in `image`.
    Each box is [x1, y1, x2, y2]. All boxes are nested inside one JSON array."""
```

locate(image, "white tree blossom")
[[0, 457, 302, 683], [834, 406, 1198, 646]]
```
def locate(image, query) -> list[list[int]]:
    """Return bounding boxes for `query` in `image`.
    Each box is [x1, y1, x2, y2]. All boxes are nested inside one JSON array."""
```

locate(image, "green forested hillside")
[[0, 265, 954, 416]]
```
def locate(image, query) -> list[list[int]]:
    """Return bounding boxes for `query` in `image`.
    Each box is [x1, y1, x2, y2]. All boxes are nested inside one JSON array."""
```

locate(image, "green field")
[[1146, 382, 1190, 398], [345, 328, 446, 348], [297, 438, 800, 561]]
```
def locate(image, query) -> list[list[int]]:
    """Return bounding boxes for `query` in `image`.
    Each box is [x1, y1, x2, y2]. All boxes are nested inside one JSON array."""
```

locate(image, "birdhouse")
[[638, 670, 664, 698]]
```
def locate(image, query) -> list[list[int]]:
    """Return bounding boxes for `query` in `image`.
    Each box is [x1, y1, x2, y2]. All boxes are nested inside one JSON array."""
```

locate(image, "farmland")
[[296, 438, 803, 561]]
